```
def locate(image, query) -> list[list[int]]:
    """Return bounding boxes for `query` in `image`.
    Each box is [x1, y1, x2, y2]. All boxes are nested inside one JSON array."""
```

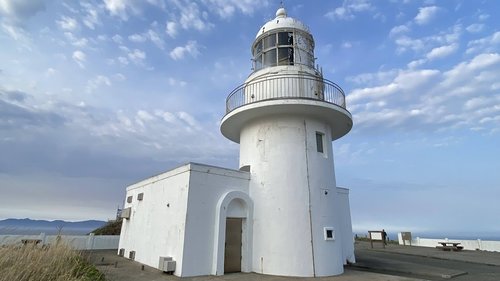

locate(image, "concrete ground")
[[89, 241, 500, 281]]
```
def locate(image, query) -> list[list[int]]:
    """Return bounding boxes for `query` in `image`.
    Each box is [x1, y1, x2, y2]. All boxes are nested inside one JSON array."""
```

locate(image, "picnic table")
[[436, 241, 464, 251], [21, 239, 42, 246]]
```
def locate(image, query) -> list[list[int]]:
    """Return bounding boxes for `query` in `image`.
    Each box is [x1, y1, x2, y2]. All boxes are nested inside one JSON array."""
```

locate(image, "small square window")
[[126, 196, 132, 203], [137, 193, 144, 201], [324, 227, 335, 240], [316, 132, 324, 153]]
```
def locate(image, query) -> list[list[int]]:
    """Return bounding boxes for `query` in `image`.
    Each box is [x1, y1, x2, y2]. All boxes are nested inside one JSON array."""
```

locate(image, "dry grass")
[[0, 243, 105, 281]]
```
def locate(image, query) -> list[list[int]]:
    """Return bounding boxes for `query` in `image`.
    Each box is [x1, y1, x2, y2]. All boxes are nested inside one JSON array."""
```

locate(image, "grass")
[[0, 243, 106, 281]]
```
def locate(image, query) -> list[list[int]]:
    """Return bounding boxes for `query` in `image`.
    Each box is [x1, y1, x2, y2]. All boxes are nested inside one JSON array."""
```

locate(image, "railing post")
[[87, 233, 95, 250]]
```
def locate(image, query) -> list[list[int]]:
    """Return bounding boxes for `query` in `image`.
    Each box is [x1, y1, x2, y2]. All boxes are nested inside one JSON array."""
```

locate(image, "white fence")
[[398, 233, 500, 252], [0, 233, 119, 250]]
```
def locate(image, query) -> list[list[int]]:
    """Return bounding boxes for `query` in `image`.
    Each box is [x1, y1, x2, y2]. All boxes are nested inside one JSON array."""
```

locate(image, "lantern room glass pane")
[[263, 49, 276, 67], [263, 34, 276, 49], [278, 47, 293, 66], [254, 40, 262, 56], [278, 32, 293, 45], [254, 54, 262, 70]]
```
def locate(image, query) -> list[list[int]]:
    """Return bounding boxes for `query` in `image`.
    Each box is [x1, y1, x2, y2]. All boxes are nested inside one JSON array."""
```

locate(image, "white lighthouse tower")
[[118, 6, 354, 278], [221, 7, 353, 277]]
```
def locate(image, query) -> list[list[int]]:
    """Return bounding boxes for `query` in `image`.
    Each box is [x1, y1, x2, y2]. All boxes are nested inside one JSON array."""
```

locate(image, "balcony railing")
[[225, 74, 346, 114]]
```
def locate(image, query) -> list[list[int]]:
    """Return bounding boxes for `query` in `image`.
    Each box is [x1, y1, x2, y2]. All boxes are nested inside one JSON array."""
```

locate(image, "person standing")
[[382, 229, 388, 245]]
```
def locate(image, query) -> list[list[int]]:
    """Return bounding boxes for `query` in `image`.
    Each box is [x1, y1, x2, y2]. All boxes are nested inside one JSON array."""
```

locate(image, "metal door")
[[224, 218, 242, 273]]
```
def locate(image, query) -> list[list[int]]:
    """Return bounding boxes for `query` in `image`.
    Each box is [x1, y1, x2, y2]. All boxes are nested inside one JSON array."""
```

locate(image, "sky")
[[0, 0, 499, 238]]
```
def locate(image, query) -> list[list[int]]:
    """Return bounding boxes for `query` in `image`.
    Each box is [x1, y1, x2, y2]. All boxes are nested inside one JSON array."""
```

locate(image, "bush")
[[0, 243, 105, 281], [91, 219, 122, 235]]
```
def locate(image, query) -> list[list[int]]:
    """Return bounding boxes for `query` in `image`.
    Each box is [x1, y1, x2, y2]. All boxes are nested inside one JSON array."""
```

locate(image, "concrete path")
[[89, 250, 426, 281], [89, 242, 500, 281]]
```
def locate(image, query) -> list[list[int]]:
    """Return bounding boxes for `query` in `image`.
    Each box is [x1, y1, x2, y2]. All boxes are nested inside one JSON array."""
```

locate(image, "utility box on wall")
[[159, 256, 176, 272], [120, 207, 131, 219]]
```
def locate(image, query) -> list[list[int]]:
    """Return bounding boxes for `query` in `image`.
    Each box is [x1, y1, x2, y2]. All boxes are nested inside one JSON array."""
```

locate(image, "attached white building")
[[119, 7, 355, 277]]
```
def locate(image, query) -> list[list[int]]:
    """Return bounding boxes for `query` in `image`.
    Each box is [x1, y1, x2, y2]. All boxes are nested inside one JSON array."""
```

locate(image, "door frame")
[[224, 217, 243, 273], [212, 191, 253, 275]]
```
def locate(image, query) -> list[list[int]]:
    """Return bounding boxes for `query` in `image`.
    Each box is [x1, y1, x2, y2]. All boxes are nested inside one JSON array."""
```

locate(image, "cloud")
[[111, 34, 123, 44], [167, 77, 187, 87], [169, 41, 200, 60], [0, 90, 65, 129], [466, 31, 500, 54], [389, 24, 410, 38], [0, 21, 28, 41], [103, 0, 131, 20], [128, 30, 164, 48], [0, 0, 45, 22], [347, 53, 500, 135], [203, 0, 268, 19], [466, 23, 484, 33], [407, 59, 426, 69], [72, 50, 86, 68], [127, 49, 146, 64], [342, 41, 353, 49], [177, 1, 213, 31], [177, 111, 199, 129], [86, 75, 112, 93], [81, 3, 100, 29], [426, 43, 458, 60], [165, 21, 178, 37], [0, 89, 28, 102], [147, 30, 164, 48], [391, 24, 461, 54], [325, 0, 373, 21], [56, 16, 78, 31], [414, 6, 439, 25], [154, 110, 177, 123], [128, 33, 147, 42], [135, 110, 155, 128]]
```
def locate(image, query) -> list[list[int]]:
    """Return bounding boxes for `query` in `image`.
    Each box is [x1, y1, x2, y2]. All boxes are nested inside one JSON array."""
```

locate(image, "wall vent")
[[129, 251, 135, 260], [127, 196, 133, 203], [137, 193, 144, 201], [120, 207, 131, 219]]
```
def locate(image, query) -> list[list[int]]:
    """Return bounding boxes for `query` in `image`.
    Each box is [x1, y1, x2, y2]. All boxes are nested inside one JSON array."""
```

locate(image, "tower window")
[[324, 227, 335, 240], [316, 132, 324, 153]]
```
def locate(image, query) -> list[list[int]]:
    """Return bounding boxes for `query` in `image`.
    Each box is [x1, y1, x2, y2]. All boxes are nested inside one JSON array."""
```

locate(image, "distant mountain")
[[0, 218, 107, 235]]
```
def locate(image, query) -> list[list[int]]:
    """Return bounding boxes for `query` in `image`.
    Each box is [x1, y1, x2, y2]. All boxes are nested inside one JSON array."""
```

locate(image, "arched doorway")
[[212, 191, 253, 275]]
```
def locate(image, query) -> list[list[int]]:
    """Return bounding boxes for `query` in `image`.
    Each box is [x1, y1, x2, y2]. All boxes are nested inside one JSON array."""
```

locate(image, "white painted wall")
[[118, 165, 191, 276], [397, 233, 500, 252], [181, 164, 249, 277], [118, 163, 250, 277], [336, 187, 355, 264], [0, 233, 119, 250], [239, 115, 345, 277]]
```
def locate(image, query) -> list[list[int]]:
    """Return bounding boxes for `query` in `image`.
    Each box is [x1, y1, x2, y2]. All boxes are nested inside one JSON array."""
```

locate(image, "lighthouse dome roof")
[[255, 7, 310, 39]]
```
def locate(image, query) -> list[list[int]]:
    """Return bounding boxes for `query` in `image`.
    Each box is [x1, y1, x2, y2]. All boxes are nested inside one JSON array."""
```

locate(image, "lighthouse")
[[118, 6, 354, 278], [220, 7, 353, 277]]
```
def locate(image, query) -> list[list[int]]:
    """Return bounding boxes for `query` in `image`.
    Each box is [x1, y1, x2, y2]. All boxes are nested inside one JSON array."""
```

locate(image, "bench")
[[436, 242, 463, 251]]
